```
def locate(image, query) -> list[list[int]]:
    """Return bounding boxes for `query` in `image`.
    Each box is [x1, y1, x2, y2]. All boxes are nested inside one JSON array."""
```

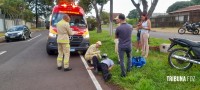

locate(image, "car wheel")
[[29, 33, 32, 38], [22, 34, 26, 40], [6, 39, 10, 42], [47, 49, 54, 55]]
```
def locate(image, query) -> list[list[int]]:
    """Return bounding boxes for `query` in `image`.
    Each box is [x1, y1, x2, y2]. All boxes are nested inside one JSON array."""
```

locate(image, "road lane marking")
[[27, 34, 41, 42], [0, 51, 7, 55], [80, 55, 103, 90]]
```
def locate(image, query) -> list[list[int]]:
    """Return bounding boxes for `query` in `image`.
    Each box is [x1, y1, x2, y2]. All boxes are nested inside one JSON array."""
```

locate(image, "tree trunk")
[[92, 0, 102, 33], [147, 0, 158, 18], [131, 0, 142, 15], [142, 0, 148, 14], [131, 0, 159, 18], [3, 14, 6, 32]]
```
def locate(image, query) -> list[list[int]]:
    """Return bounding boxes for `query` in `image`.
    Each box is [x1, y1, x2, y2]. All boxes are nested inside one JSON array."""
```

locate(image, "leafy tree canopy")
[[127, 9, 139, 19], [166, 1, 193, 13]]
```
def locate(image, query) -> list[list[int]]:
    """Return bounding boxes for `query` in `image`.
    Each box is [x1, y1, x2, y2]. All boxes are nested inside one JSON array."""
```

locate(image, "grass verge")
[[89, 30, 200, 90], [0, 32, 4, 37], [30, 27, 47, 32]]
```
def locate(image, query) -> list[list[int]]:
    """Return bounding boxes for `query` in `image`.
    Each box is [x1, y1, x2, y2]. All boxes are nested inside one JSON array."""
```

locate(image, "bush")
[[87, 17, 97, 31], [127, 18, 138, 28]]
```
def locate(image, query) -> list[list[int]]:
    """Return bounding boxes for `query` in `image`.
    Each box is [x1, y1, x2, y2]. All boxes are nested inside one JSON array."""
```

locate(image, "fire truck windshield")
[[51, 13, 86, 27]]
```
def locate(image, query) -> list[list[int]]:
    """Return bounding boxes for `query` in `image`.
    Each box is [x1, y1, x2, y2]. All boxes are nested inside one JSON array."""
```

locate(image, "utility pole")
[[36, 0, 38, 28], [109, 0, 113, 36]]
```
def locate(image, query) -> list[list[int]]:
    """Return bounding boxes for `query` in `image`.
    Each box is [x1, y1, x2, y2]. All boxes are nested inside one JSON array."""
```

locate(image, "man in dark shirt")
[[115, 14, 132, 77]]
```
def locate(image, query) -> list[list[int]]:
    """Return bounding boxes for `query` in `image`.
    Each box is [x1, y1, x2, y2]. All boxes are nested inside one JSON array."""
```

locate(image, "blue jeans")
[[118, 47, 132, 76]]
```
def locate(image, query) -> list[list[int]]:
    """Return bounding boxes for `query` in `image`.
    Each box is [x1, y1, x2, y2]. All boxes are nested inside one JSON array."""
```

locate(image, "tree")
[[25, 0, 54, 27], [191, 0, 200, 5], [101, 11, 109, 24], [25, 0, 54, 18], [0, 0, 22, 19], [78, 0, 109, 33], [23, 9, 34, 23], [127, 9, 139, 19], [166, 1, 193, 13], [0, 0, 34, 22], [130, 0, 158, 18], [0, 0, 34, 31], [78, 0, 92, 14]]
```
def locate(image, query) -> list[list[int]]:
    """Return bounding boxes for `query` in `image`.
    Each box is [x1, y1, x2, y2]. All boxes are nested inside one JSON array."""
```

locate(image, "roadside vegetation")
[[89, 30, 200, 90], [0, 32, 4, 37], [30, 27, 47, 32]]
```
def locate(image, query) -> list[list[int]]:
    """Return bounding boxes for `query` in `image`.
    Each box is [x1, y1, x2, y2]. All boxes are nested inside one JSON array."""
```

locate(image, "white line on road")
[[27, 34, 41, 42], [0, 51, 7, 55], [80, 55, 103, 90]]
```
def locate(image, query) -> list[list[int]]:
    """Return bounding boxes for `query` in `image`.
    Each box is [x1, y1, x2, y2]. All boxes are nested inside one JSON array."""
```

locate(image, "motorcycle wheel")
[[168, 48, 193, 70], [192, 29, 199, 35], [178, 28, 186, 34]]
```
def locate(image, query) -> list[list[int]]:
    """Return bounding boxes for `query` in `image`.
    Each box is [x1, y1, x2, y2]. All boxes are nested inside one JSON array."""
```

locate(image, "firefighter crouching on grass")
[[56, 14, 75, 71], [84, 41, 102, 65]]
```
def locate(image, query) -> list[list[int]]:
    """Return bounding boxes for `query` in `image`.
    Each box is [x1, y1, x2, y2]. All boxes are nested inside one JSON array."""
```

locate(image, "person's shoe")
[[144, 55, 148, 58], [118, 61, 120, 64], [94, 68, 98, 74], [104, 74, 112, 82], [57, 67, 62, 70], [64, 67, 72, 71], [136, 49, 139, 53], [121, 74, 126, 77], [127, 69, 131, 72]]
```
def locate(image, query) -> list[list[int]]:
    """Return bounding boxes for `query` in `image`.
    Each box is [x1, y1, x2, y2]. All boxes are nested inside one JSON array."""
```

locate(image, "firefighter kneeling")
[[84, 41, 102, 65], [87, 53, 114, 82]]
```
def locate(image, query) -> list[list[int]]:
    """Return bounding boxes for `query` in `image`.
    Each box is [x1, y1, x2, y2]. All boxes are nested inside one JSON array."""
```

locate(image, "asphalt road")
[[136, 30, 200, 41], [0, 30, 114, 90], [107, 28, 200, 41]]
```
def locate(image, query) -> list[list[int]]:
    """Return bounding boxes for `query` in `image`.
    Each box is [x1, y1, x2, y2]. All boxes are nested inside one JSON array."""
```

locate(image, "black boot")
[[57, 67, 62, 70], [104, 74, 112, 82], [64, 67, 72, 71]]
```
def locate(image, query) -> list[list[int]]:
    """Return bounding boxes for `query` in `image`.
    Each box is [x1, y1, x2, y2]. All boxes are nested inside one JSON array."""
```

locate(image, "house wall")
[[0, 19, 4, 32], [151, 16, 182, 27], [189, 10, 200, 23], [0, 19, 34, 32], [151, 10, 200, 27]]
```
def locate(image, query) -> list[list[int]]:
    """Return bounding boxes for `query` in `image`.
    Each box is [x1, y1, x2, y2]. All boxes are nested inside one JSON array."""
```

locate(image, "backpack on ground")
[[131, 56, 146, 68]]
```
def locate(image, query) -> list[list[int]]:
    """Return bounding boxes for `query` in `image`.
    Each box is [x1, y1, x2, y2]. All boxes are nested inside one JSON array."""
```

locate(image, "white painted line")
[[0, 51, 7, 55], [80, 55, 103, 90], [27, 34, 41, 42]]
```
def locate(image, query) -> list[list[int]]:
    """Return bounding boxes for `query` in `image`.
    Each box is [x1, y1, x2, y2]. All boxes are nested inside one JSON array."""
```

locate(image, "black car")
[[5, 25, 31, 42]]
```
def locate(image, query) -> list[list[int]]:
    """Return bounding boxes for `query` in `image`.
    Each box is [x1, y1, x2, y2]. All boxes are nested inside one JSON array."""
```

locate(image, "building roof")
[[112, 13, 122, 20], [151, 13, 168, 18], [169, 5, 200, 14]]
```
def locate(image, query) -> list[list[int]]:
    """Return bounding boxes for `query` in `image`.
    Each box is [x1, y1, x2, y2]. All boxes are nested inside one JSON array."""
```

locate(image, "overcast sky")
[[87, 0, 190, 16]]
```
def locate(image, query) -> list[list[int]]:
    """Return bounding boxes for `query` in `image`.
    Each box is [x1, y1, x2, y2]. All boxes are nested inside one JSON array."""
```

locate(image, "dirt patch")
[[132, 42, 160, 51], [107, 82, 124, 90]]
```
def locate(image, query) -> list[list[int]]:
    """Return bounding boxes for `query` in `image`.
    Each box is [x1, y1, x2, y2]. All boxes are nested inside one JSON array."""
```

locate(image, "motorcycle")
[[168, 38, 200, 70], [178, 22, 199, 35]]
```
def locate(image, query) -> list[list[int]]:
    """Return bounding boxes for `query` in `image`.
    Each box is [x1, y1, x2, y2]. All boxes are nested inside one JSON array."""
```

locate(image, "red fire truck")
[[46, 0, 90, 55]]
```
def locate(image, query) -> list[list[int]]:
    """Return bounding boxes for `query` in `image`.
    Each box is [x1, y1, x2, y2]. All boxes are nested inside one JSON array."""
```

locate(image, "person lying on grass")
[[87, 53, 114, 82]]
